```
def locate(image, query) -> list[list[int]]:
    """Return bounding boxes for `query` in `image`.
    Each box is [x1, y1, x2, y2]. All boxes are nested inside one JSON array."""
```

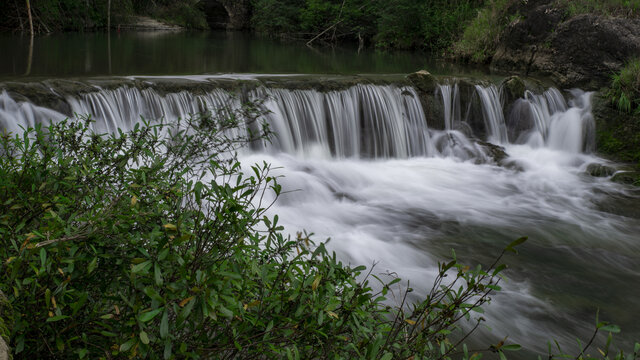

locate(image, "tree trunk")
[[25, 0, 33, 36], [107, 0, 111, 30], [25, 0, 34, 76]]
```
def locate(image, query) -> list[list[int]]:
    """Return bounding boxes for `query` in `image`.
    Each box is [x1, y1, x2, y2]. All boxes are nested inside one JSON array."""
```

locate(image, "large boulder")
[[491, 1, 640, 89]]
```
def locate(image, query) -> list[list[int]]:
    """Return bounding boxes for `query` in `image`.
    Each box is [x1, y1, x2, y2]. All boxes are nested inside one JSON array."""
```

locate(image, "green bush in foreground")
[[0, 110, 637, 359]]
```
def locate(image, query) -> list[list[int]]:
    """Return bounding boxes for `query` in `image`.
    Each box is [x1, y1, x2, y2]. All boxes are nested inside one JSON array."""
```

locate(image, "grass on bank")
[[450, 0, 516, 63], [608, 58, 640, 115], [0, 106, 637, 358]]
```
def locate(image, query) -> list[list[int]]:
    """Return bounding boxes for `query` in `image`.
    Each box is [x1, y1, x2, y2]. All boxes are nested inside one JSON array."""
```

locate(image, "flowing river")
[[1, 31, 639, 356]]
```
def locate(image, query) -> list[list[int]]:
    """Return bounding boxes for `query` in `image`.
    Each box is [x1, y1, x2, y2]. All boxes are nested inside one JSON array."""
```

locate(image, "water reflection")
[[0, 31, 491, 78]]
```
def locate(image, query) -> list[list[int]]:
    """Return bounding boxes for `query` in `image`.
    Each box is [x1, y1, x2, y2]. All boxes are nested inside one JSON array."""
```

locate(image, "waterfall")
[[0, 91, 66, 135], [436, 83, 460, 131], [510, 88, 594, 153], [475, 85, 508, 144], [1, 79, 595, 159], [255, 85, 439, 158]]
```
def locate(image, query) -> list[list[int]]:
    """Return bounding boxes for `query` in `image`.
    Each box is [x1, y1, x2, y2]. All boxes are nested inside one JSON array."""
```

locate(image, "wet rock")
[[501, 76, 526, 105], [407, 71, 444, 129], [611, 170, 640, 185], [476, 140, 508, 164], [592, 93, 640, 164], [586, 163, 616, 177], [407, 70, 438, 94]]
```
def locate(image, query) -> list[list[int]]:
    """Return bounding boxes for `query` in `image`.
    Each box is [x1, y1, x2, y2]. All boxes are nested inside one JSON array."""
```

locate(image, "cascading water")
[[1, 78, 639, 355], [254, 85, 435, 158], [475, 84, 509, 144], [436, 83, 460, 131]]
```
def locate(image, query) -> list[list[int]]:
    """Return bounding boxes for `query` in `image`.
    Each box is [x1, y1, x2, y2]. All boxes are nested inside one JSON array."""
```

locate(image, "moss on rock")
[[0, 291, 12, 360]]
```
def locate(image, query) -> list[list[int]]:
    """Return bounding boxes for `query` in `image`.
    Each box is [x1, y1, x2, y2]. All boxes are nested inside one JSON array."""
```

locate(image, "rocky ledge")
[[490, 0, 640, 90]]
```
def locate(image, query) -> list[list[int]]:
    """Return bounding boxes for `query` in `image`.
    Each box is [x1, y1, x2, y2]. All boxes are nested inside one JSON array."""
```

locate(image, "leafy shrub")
[[421, 0, 483, 52], [0, 101, 529, 359], [251, 0, 306, 35], [608, 58, 640, 115], [374, 0, 425, 49]]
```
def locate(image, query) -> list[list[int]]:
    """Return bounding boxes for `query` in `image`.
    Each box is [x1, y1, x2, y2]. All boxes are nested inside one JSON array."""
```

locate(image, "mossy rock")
[[611, 170, 640, 185], [586, 163, 617, 177], [0, 291, 13, 360], [592, 92, 640, 164], [407, 70, 439, 94], [501, 76, 526, 103]]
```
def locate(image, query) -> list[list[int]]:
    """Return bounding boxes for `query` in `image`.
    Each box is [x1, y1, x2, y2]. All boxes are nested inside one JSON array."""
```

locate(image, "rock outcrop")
[[491, 1, 640, 90], [0, 291, 12, 360]]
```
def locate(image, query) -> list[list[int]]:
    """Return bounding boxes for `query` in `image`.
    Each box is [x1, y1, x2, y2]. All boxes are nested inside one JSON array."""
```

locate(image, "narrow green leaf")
[[87, 257, 97, 274], [154, 263, 163, 286], [120, 338, 136, 352], [160, 310, 169, 339], [505, 237, 528, 253], [132, 260, 152, 274], [502, 344, 521, 351], [139, 308, 163, 323], [601, 324, 621, 333], [140, 331, 150, 345], [46, 315, 69, 322]]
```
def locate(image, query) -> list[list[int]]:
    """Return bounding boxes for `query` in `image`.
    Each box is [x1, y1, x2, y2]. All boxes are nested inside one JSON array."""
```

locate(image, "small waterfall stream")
[[1, 77, 638, 354]]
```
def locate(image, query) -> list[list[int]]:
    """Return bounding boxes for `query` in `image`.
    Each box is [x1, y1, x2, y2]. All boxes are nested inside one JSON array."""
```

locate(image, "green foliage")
[[152, 0, 208, 29], [608, 58, 640, 115], [0, 107, 528, 358], [374, 0, 424, 49], [250, 0, 481, 51], [452, 0, 515, 63], [0, 0, 206, 32], [421, 0, 483, 52], [374, 0, 481, 51], [251, 0, 306, 35]]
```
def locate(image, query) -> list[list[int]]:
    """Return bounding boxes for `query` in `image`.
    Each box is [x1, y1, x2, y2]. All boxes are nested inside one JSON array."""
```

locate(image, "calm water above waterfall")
[[1, 33, 639, 355], [0, 31, 493, 79]]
